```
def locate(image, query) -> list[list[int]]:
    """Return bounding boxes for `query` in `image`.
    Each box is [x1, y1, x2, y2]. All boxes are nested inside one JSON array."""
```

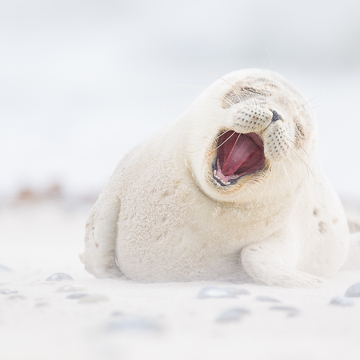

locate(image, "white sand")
[[1, 201, 360, 360]]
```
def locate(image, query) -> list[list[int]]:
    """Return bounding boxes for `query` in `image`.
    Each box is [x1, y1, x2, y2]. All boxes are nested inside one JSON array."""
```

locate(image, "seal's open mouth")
[[213, 131, 265, 186]]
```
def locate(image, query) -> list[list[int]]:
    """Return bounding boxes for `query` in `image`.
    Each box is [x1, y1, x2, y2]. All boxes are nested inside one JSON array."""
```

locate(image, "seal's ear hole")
[[270, 110, 282, 122]]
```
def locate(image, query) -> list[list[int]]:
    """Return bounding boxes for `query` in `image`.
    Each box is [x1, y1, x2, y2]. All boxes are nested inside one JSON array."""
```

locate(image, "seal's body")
[[83, 69, 350, 287]]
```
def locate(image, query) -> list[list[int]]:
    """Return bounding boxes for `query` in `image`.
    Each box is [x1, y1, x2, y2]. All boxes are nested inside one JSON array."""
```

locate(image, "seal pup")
[[82, 69, 354, 287]]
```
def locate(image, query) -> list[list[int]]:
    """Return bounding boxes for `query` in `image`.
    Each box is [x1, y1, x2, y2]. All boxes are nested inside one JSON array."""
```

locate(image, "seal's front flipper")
[[241, 239, 324, 288], [82, 186, 124, 279]]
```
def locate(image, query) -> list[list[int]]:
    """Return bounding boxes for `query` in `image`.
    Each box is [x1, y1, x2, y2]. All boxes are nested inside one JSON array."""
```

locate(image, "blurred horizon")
[[2, 0, 360, 201]]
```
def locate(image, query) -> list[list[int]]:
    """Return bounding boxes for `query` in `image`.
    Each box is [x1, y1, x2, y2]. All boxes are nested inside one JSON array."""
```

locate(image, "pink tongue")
[[220, 134, 258, 175], [217, 132, 265, 181]]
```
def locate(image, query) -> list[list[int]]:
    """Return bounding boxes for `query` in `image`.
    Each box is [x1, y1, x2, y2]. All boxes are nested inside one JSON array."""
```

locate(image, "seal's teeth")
[[213, 170, 221, 180], [213, 170, 231, 186]]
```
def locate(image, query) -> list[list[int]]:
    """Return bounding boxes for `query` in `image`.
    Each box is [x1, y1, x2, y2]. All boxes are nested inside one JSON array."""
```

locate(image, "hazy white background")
[[2, 0, 360, 199]]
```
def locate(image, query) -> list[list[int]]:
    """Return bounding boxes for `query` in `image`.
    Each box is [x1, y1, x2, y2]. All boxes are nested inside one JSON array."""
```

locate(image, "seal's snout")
[[213, 131, 265, 186], [233, 106, 273, 134]]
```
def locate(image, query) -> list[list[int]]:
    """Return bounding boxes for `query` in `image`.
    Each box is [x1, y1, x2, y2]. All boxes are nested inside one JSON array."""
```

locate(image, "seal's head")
[[186, 69, 317, 203]]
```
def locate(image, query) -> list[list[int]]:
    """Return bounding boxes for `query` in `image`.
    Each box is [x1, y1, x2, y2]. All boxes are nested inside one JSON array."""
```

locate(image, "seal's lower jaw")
[[212, 131, 265, 187]]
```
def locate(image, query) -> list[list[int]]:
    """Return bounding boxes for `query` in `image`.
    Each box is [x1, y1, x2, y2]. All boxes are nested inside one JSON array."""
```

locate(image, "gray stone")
[[46, 273, 74, 281], [345, 282, 360, 297], [216, 308, 251, 323], [269, 306, 300, 317], [224, 287, 250, 296], [0, 264, 11, 272], [255, 295, 281, 303], [66, 293, 89, 299], [111, 311, 123, 317], [35, 302, 50, 307], [105, 318, 160, 332], [330, 296, 355, 306], [0, 288, 18, 295], [78, 295, 109, 304], [198, 286, 249, 299], [8, 295, 26, 300]]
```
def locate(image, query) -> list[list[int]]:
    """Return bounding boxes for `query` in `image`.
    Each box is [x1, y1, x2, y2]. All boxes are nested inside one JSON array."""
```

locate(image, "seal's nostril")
[[270, 110, 282, 122]]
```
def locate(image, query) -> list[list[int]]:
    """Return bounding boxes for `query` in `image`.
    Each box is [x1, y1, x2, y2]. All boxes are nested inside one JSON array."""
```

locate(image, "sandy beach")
[[1, 200, 360, 360]]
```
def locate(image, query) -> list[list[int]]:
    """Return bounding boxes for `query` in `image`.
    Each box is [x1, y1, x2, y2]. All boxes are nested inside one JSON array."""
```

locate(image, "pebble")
[[225, 287, 250, 296], [255, 295, 281, 303], [78, 295, 109, 304], [0, 288, 18, 295], [0, 264, 11, 272], [35, 302, 50, 307], [330, 296, 355, 306], [111, 311, 123, 317], [344, 282, 360, 298], [269, 306, 300, 317], [216, 307, 251, 323], [46, 273, 74, 281], [57, 284, 85, 293], [198, 286, 249, 299], [8, 295, 26, 300], [105, 318, 160, 332], [66, 293, 89, 299]]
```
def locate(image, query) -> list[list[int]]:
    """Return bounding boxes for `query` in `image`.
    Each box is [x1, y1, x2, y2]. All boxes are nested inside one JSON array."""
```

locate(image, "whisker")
[[208, 131, 237, 156], [250, 56, 267, 80], [282, 134, 314, 182], [284, 134, 310, 160], [226, 132, 241, 161], [264, 46, 273, 72], [299, 104, 322, 114], [301, 92, 322, 107], [212, 129, 231, 142]]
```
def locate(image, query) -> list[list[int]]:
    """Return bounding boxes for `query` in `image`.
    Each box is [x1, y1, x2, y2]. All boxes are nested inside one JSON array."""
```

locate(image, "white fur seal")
[[82, 69, 357, 287]]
